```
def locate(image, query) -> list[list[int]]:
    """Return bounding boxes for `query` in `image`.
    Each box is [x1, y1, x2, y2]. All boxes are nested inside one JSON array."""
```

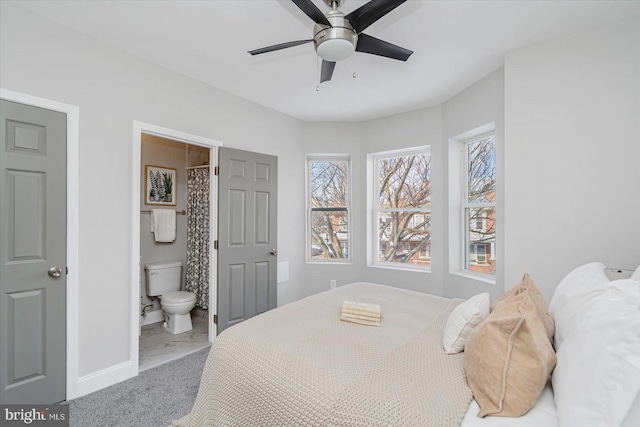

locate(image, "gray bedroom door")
[[0, 99, 67, 404], [217, 147, 277, 334]]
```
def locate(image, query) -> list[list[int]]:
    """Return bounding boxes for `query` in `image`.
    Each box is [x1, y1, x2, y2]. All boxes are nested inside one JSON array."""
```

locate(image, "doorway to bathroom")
[[132, 121, 221, 374]]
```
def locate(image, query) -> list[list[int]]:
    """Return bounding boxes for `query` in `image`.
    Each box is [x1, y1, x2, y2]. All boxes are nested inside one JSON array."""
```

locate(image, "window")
[[369, 147, 431, 270], [463, 135, 496, 275], [306, 156, 350, 262]]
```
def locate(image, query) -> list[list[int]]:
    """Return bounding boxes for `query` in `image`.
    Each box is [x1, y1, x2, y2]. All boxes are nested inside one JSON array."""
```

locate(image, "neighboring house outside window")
[[306, 155, 350, 262], [368, 146, 431, 270], [463, 135, 496, 275]]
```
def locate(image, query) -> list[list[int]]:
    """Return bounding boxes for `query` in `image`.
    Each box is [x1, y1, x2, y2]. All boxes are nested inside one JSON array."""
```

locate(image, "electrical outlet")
[[330, 280, 337, 289]]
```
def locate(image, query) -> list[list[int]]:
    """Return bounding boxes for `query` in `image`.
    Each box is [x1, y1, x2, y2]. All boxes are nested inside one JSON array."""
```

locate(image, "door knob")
[[270, 249, 277, 256], [48, 267, 62, 278]]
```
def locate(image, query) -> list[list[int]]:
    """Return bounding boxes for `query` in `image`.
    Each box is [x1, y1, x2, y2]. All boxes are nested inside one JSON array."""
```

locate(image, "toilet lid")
[[162, 291, 196, 304]]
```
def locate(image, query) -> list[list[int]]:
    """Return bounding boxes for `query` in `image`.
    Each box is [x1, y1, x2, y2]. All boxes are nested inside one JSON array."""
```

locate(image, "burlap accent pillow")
[[491, 273, 555, 341], [464, 273, 556, 417]]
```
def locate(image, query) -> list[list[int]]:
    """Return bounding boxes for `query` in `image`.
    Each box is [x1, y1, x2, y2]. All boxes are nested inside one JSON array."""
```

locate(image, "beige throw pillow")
[[465, 273, 556, 417], [491, 273, 555, 341]]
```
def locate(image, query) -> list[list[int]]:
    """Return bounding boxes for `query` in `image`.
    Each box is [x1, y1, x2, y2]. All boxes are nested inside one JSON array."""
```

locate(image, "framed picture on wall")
[[145, 165, 177, 206]]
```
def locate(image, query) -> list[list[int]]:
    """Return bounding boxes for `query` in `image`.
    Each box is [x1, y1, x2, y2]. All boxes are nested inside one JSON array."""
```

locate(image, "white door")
[[0, 99, 67, 404], [217, 147, 277, 334]]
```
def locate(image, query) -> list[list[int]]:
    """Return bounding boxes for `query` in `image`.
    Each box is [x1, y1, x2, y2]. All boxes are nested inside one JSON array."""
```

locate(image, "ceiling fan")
[[248, 0, 413, 83]]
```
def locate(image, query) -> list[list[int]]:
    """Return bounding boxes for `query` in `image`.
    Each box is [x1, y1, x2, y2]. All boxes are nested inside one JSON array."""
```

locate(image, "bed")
[[174, 262, 640, 427]]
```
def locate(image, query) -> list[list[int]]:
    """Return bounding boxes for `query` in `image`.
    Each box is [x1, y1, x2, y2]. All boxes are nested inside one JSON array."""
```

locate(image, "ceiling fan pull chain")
[[316, 54, 321, 89]]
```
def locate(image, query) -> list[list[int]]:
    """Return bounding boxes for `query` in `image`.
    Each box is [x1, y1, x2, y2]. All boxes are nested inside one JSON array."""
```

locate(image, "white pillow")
[[442, 292, 490, 354], [622, 271, 640, 427], [622, 390, 640, 427], [549, 262, 609, 315], [551, 272, 640, 427], [549, 262, 610, 349]]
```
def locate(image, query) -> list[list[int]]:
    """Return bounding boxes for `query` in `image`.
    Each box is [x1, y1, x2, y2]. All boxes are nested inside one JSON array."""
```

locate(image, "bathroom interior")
[[139, 133, 212, 371]]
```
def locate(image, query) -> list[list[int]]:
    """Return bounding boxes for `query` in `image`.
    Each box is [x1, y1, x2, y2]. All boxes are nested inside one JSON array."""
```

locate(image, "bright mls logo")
[[1, 405, 68, 426]]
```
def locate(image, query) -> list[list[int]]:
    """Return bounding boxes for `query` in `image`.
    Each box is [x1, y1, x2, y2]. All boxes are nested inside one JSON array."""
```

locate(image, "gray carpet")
[[65, 346, 210, 427]]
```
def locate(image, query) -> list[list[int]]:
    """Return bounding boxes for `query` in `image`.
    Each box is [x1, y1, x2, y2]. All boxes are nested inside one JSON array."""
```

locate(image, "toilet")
[[145, 261, 197, 334]]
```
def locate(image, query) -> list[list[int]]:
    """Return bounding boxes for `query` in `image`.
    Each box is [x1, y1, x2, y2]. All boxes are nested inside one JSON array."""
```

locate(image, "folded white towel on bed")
[[150, 208, 176, 242], [340, 300, 381, 326]]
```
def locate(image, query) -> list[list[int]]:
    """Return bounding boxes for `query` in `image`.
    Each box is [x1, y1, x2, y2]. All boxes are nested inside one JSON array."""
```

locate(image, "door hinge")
[[214, 240, 218, 250], [214, 166, 219, 176], [213, 314, 218, 324], [66, 266, 68, 275]]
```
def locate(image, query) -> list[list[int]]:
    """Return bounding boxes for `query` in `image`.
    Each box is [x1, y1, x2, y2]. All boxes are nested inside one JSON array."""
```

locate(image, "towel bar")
[[141, 209, 186, 215]]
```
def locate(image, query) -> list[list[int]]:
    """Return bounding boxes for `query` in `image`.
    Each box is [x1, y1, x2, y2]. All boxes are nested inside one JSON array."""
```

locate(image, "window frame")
[[367, 146, 432, 272], [305, 154, 352, 264], [461, 133, 496, 278]]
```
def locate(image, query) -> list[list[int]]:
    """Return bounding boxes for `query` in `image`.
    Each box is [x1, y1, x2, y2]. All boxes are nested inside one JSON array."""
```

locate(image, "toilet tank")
[[145, 261, 182, 296]]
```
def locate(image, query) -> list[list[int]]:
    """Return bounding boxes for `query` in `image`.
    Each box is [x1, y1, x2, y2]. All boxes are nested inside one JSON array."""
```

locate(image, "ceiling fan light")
[[316, 38, 355, 62]]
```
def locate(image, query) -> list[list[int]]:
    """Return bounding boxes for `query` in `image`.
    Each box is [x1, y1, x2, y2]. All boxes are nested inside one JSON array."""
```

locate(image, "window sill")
[[368, 263, 431, 274], [307, 260, 352, 265], [450, 270, 496, 284]]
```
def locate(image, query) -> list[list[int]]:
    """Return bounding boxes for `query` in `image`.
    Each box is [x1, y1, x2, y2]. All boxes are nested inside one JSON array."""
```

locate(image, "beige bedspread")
[[174, 282, 473, 426]]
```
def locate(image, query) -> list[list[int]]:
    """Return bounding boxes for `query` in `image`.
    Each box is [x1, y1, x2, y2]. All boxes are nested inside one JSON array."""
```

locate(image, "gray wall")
[[503, 17, 640, 302], [301, 122, 364, 295], [301, 106, 445, 298], [1, 2, 306, 382], [442, 68, 505, 301], [360, 107, 445, 296]]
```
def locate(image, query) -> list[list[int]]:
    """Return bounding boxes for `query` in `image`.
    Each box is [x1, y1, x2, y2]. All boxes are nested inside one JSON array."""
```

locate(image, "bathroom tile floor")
[[139, 314, 211, 372]]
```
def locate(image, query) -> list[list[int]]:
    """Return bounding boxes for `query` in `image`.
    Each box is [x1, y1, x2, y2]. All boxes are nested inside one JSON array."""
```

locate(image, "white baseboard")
[[72, 360, 136, 400]]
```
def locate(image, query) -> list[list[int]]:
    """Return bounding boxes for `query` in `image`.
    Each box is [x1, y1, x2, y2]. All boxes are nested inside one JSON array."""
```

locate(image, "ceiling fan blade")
[[345, 0, 406, 34], [356, 33, 412, 61], [292, 0, 331, 26], [320, 60, 336, 83], [248, 39, 313, 55]]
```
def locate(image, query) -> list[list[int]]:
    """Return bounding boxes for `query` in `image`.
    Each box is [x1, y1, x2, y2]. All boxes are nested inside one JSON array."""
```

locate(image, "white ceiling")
[[12, 0, 640, 122]]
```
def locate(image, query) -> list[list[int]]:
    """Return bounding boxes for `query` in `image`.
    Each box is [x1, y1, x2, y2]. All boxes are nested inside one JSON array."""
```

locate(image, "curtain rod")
[[140, 209, 186, 215]]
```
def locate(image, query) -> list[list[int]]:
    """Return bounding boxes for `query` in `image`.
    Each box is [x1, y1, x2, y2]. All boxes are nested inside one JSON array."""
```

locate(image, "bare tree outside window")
[[308, 158, 349, 261], [464, 136, 496, 274], [467, 137, 495, 204], [375, 150, 431, 267]]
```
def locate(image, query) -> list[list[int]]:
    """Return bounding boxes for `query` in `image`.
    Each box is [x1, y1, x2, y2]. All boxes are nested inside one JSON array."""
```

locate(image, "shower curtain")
[[186, 166, 210, 309]]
